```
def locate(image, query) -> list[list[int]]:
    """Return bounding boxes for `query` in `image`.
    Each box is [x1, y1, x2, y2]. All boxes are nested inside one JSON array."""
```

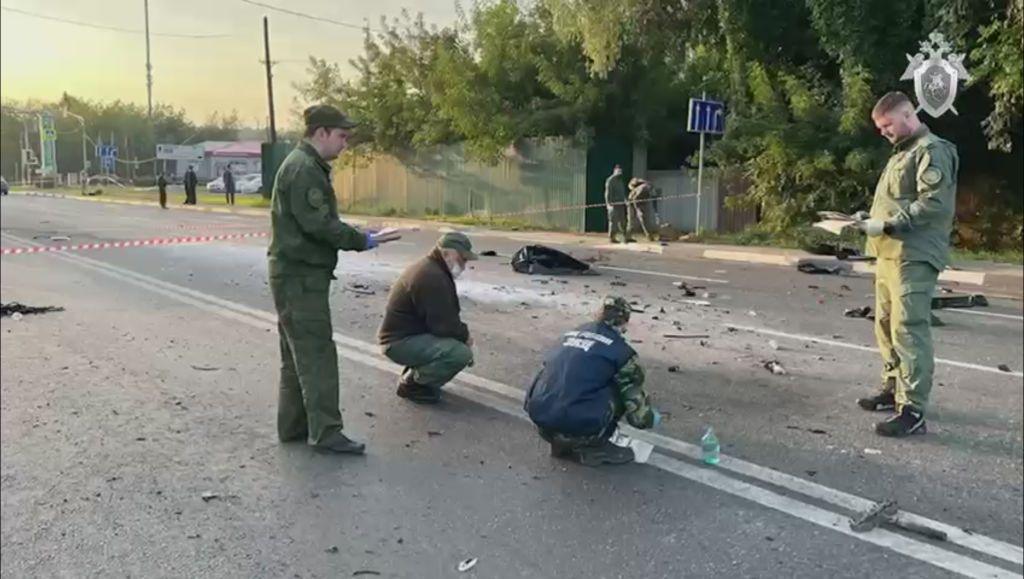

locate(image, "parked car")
[[238, 174, 262, 194], [206, 176, 225, 193]]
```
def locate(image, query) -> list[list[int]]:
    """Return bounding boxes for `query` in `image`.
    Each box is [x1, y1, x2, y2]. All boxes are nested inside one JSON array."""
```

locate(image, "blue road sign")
[[687, 98, 725, 134]]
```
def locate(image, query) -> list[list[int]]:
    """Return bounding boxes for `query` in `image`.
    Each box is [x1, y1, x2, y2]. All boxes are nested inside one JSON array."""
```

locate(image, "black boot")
[[875, 407, 927, 437], [396, 373, 441, 404], [314, 431, 366, 454], [576, 440, 635, 467]]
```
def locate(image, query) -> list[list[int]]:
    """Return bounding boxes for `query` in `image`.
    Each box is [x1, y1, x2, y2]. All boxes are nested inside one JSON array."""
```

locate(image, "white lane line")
[[941, 308, 1024, 322], [726, 323, 1024, 378], [9, 231, 1023, 573], [596, 265, 729, 284]]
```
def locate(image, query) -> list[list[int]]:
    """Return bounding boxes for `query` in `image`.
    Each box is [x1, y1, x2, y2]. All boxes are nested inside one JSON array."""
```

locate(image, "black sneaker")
[[314, 432, 366, 455], [875, 407, 927, 437], [857, 391, 896, 412], [577, 441, 635, 467]]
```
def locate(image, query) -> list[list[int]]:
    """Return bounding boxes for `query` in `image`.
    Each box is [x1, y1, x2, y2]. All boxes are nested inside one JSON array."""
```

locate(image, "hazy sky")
[[1, 0, 460, 128]]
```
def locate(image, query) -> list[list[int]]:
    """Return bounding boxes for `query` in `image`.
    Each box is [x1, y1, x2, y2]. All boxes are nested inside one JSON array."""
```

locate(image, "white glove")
[[857, 219, 887, 237]]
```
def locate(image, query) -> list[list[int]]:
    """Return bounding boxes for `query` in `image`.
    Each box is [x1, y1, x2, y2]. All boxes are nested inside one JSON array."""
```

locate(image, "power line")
[[238, 0, 376, 32], [0, 5, 231, 39]]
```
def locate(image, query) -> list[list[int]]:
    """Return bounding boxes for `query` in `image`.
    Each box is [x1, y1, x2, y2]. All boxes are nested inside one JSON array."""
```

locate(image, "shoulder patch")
[[307, 188, 325, 208], [921, 167, 943, 186]]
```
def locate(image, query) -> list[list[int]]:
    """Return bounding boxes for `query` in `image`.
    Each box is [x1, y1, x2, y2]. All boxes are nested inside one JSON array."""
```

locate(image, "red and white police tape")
[[1, 231, 269, 256]]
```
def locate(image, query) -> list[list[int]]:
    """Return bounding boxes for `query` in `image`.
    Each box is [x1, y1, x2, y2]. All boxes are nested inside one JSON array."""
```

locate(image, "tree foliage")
[[295, 0, 1022, 243]]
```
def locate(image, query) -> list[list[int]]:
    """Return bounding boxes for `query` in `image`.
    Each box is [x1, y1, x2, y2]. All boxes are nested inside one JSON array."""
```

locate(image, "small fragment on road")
[[672, 281, 697, 296], [667, 365, 681, 373], [479, 250, 498, 257], [844, 306, 873, 319], [762, 360, 787, 375], [1, 302, 65, 317], [747, 310, 758, 317], [325, 545, 339, 554], [610, 280, 627, 287], [768, 340, 779, 351], [344, 285, 376, 296], [191, 365, 219, 372], [796, 259, 853, 275], [663, 333, 710, 339], [427, 430, 444, 437], [997, 364, 1012, 373], [200, 491, 221, 502], [353, 571, 381, 577], [863, 448, 882, 455], [50, 235, 71, 242], [457, 558, 478, 573]]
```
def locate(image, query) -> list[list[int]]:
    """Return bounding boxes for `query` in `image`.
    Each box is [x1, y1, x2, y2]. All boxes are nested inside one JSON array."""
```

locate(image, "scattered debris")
[[663, 333, 710, 339], [10, 313, 23, 321], [667, 365, 681, 373], [786, 425, 828, 435], [511, 245, 591, 275], [769, 340, 780, 351], [457, 558, 479, 573], [610, 280, 627, 287], [844, 306, 873, 319], [658, 224, 682, 241], [50, 235, 71, 242], [762, 360, 787, 375], [796, 259, 853, 275], [427, 430, 444, 437], [931, 292, 988, 309], [997, 364, 1012, 373], [365, 411, 376, 417], [1, 302, 65, 317], [747, 310, 758, 317], [701, 291, 716, 299], [850, 500, 948, 541], [200, 491, 221, 502], [325, 546, 339, 554], [839, 284, 852, 292], [479, 250, 498, 257], [863, 448, 882, 456], [807, 285, 820, 289], [344, 285, 376, 296], [190, 365, 219, 372], [353, 571, 381, 577], [672, 281, 697, 296]]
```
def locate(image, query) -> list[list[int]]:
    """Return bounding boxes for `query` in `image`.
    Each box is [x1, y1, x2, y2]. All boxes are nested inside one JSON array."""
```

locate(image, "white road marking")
[[7, 230, 1022, 575], [596, 265, 729, 284], [941, 308, 1024, 322], [726, 323, 1024, 378]]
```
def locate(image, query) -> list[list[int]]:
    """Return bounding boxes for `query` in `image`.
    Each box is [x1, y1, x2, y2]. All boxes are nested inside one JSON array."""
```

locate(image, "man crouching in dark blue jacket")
[[525, 296, 661, 466]]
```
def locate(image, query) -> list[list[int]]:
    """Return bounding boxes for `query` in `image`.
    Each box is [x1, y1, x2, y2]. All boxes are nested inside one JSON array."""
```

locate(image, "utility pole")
[[144, 0, 153, 119], [263, 16, 277, 143]]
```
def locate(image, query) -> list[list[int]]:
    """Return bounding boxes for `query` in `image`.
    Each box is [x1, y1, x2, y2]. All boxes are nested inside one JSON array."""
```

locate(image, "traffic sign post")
[[687, 95, 725, 234]]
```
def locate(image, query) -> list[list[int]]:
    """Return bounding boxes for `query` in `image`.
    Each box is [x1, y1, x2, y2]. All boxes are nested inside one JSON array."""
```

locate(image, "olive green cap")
[[436, 231, 478, 261], [303, 104, 358, 130]]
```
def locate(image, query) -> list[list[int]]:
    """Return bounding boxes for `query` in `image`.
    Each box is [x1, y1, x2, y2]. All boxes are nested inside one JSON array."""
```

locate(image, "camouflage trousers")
[[537, 419, 618, 451]]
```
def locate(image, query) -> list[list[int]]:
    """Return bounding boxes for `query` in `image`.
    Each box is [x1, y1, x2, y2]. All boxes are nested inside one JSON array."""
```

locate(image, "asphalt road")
[[2, 194, 1022, 578]]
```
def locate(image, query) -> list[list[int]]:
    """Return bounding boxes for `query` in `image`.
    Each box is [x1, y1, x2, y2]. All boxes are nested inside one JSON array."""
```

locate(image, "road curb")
[[701, 248, 998, 288]]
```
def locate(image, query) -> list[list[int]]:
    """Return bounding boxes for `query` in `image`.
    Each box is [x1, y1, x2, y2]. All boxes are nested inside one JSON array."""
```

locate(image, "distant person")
[[378, 232, 477, 404], [183, 166, 198, 205], [223, 167, 236, 205], [627, 177, 657, 241], [525, 296, 660, 466], [604, 165, 631, 243], [157, 173, 168, 209]]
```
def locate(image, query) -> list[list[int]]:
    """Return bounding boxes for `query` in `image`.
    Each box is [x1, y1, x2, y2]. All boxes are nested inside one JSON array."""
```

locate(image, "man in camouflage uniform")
[[268, 104, 381, 455], [524, 296, 661, 466], [854, 91, 959, 438], [605, 165, 632, 243], [627, 177, 658, 241]]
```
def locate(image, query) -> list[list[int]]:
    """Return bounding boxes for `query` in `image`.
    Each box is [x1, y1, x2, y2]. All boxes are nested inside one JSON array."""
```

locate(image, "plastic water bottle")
[[701, 426, 720, 465]]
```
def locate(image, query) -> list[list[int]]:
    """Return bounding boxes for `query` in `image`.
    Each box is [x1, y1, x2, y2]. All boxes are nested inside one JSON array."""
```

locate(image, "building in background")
[[166, 141, 262, 182]]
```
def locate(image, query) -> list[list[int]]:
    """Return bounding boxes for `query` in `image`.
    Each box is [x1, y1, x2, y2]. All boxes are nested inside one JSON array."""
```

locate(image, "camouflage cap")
[[436, 231, 478, 261], [599, 295, 631, 326], [303, 104, 358, 130]]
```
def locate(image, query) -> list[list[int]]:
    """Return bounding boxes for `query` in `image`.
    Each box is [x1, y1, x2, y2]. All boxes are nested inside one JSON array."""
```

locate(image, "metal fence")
[[332, 138, 588, 232]]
